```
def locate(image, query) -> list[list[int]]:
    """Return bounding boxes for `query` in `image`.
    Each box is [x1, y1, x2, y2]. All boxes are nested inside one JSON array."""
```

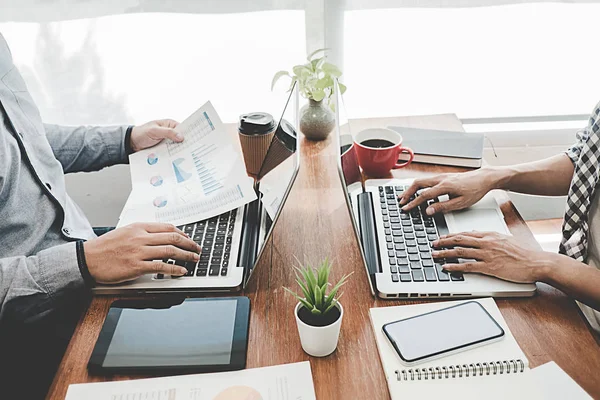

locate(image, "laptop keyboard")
[[378, 185, 464, 283], [160, 209, 237, 278]]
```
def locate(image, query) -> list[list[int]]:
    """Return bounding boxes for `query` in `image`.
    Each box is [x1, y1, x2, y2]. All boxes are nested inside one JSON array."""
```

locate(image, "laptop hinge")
[[357, 192, 382, 275]]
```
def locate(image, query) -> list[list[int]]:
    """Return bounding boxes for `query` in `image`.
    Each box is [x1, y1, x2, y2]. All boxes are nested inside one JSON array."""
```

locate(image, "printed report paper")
[[118, 102, 256, 227], [259, 156, 295, 219], [65, 362, 316, 400]]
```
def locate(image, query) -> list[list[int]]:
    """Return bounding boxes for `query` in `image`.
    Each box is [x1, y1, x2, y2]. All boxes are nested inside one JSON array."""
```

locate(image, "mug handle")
[[394, 147, 415, 169]]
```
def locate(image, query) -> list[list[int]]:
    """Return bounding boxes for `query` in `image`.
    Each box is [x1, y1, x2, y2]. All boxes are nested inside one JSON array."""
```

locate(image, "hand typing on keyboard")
[[398, 169, 502, 215], [83, 223, 201, 284], [171, 209, 238, 278], [431, 231, 546, 284], [379, 185, 463, 283]]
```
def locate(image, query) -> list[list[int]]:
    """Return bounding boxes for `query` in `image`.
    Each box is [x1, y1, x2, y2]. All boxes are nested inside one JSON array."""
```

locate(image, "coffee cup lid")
[[274, 119, 297, 151], [238, 112, 276, 135]]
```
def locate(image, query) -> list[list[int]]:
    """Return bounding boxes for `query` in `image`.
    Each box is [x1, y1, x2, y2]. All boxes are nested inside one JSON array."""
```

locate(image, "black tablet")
[[88, 296, 250, 374]]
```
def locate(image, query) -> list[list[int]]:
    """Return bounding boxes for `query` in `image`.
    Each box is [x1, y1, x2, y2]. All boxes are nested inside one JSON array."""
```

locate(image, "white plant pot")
[[294, 302, 343, 357]]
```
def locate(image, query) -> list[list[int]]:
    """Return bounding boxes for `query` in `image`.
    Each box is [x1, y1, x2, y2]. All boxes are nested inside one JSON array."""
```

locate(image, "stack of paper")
[[118, 102, 256, 227]]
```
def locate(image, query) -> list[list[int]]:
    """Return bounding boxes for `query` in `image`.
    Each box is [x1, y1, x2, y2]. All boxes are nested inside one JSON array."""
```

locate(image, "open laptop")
[[333, 81, 536, 299], [94, 85, 300, 294]]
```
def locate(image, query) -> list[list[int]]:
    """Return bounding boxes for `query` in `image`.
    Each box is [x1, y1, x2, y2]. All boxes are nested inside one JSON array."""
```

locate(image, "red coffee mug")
[[354, 128, 414, 177]]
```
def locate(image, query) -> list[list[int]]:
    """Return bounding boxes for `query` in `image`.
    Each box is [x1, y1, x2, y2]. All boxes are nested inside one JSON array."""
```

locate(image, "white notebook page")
[[389, 362, 590, 399]]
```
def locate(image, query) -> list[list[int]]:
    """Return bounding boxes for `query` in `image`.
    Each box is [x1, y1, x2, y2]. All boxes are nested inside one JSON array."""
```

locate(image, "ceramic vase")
[[299, 99, 335, 141]]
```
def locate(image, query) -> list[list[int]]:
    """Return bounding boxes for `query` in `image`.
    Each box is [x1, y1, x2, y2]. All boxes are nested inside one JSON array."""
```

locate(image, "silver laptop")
[[94, 85, 300, 294], [333, 81, 536, 299]]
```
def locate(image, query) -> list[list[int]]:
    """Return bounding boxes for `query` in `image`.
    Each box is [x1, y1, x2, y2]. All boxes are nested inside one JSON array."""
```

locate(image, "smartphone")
[[382, 301, 505, 366]]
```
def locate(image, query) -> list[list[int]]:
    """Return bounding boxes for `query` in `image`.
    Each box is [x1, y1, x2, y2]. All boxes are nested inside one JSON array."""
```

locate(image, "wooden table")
[[47, 114, 600, 399]]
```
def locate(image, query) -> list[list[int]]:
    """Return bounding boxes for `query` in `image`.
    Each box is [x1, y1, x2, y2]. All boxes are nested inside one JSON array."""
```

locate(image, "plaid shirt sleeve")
[[566, 127, 590, 165], [566, 101, 600, 165]]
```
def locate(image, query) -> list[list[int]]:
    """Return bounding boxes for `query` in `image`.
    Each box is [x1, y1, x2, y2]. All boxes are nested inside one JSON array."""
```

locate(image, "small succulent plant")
[[284, 258, 352, 317]]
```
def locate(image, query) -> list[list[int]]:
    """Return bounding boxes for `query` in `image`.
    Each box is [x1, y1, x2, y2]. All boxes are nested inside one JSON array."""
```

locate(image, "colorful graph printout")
[[119, 102, 257, 227]]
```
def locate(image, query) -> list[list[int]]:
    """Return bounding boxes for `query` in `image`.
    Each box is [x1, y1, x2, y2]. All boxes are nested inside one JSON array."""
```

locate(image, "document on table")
[[259, 156, 295, 219], [65, 362, 316, 400], [118, 102, 256, 227]]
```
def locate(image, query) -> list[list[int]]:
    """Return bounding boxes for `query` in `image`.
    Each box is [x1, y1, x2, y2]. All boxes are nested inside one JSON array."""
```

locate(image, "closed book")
[[388, 126, 484, 168]]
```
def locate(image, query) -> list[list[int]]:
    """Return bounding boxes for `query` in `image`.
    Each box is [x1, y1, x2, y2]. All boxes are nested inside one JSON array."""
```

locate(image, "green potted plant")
[[271, 48, 347, 141], [284, 258, 352, 357]]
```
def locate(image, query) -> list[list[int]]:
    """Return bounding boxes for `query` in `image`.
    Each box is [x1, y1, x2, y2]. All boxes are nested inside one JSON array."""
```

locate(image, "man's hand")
[[84, 223, 201, 284], [431, 231, 549, 283], [399, 169, 503, 215], [130, 119, 182, 152]]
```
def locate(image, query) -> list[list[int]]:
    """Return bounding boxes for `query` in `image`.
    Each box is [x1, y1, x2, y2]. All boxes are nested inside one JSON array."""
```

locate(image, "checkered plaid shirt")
[[560, 101, 600, 261]]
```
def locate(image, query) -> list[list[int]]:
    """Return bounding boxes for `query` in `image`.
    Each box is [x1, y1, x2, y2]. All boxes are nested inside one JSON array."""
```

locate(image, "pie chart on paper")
[[153, 196, 168, 208], [212, 386, 263, 400], [150, 176, 163, 187], [147, 153, 159, 165]]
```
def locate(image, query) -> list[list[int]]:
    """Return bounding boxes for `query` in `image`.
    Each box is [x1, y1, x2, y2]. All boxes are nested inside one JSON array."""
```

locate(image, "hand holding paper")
[[118, 102, 257, 228], [129, 119, 183, 152]]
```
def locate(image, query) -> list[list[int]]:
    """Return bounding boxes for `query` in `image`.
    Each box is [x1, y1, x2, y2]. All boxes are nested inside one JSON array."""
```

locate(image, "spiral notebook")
[[370, 298, 590, 399]]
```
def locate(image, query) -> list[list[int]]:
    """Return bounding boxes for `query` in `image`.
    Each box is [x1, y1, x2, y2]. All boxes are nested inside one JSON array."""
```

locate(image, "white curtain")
[[343, 0, 599, 8], [0, 1, 306, 22], [1, 0, 598, 22]]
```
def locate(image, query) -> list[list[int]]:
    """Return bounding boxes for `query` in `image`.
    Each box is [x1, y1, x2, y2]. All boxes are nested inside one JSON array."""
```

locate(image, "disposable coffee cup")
[[257, 119, 297, 180], [238, 112, 277, 177]]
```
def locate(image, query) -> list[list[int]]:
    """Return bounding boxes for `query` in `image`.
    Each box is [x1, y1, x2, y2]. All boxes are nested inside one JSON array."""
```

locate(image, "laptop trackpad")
[[445, 208, 510, 235]]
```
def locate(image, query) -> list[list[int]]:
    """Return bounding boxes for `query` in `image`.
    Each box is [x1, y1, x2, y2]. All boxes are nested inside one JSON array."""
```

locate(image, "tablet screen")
[[103, 299, 237, 367]]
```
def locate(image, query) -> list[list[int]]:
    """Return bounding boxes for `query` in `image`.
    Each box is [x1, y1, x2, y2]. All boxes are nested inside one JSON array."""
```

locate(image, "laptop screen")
[[333, 80, 377, 296], [244, 82, 300, 284]]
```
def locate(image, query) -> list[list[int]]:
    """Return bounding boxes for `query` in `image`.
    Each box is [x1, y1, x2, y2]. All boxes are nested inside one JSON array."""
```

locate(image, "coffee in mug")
[[238, 112, 276, 177], [359, 139, 395, 149], [354, 128, 414, 177]]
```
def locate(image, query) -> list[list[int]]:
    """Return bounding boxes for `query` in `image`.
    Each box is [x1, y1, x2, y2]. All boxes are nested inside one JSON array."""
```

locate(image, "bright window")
[[0, 11, 306, 126], [343, 3, 600, 120]]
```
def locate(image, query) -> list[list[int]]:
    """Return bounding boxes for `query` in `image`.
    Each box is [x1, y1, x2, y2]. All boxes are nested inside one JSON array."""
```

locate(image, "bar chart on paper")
[[191, 143, 225, 196], [109, 388, 176, 400], [155, 185, 245, 224]]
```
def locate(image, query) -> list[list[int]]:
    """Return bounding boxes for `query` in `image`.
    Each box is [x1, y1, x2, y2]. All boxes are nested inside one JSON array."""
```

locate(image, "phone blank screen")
[[384, 302, 504, 362]]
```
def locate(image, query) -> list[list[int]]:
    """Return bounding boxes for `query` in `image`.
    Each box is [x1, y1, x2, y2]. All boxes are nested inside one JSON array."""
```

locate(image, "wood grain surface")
[[47, 115, 600, 400]]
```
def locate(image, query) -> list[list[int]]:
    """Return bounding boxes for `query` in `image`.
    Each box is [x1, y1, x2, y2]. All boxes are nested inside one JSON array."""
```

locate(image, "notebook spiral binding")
[[395, 359, 525, 382]]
